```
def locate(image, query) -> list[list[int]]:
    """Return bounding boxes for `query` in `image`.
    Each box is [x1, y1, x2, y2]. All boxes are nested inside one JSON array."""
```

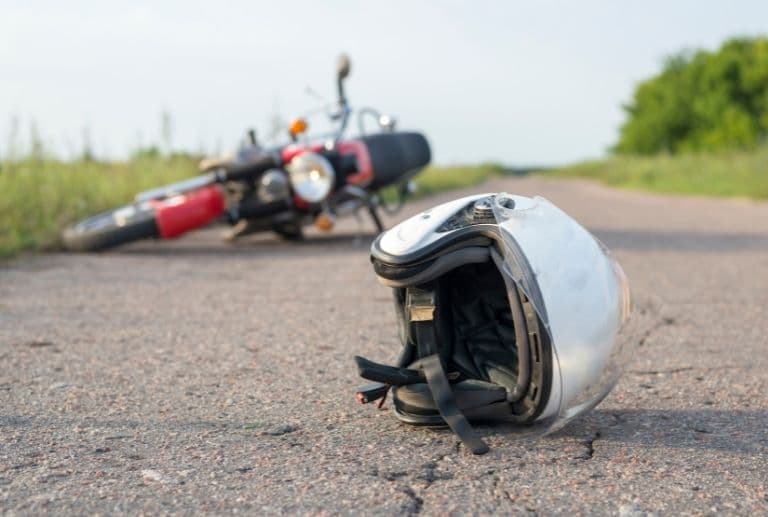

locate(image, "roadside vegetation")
[[551, 36, 768, 201], [614, 37, 768, 155], [0, 154, 511, 258], [2, 145, 766, 259], [549, 146, 768, 200], [408, 162, 508, 197], [4, 37, 767, 258], [0, 154, 196, 257]]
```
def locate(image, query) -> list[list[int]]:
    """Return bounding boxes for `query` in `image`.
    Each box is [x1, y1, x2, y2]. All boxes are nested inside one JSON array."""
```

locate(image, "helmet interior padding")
[[435, 261, 521, 394], [358, 232, 552, 454], [389, 259, 541, 425]]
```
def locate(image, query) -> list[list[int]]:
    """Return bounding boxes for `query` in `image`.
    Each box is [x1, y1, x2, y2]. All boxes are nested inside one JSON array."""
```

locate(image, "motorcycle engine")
[[257, 170, 291, 203]]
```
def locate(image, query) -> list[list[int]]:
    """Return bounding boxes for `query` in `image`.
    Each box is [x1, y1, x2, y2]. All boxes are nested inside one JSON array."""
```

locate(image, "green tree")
[[615, 37, 768, 154]]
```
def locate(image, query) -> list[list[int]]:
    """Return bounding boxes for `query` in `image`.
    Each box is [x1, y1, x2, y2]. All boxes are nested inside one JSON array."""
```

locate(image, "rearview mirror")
[[337, 54, 351, 80]]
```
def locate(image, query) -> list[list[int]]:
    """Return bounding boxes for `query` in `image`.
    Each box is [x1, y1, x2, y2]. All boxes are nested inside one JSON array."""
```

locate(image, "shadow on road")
[[112, 232, 378, 258], [110, 225, 768, 259], [544, 408, 767, 453]]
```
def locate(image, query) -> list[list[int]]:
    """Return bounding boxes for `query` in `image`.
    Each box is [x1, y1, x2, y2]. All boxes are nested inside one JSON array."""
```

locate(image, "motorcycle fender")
[[150, 185, 226, 239]]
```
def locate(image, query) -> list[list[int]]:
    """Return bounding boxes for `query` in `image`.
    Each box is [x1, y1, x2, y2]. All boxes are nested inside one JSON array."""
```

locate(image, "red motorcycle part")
[[293, 194, 311, 211], [337, 140, 373, 186], [281, 139, 374, 187], [150, 185, 226, 239]]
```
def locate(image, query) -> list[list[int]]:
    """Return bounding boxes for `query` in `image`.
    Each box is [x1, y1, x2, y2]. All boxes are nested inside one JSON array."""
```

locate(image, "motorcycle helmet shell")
[[355, 193, 631, 454]]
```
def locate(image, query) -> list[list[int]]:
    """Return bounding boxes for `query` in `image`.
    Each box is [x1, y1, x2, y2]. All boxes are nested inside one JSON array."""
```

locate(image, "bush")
[[615, 37, 768, 154]]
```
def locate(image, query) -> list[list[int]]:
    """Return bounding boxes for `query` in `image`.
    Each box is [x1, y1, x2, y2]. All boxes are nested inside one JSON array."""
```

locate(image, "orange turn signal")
[[289, 118, 308, 136], [315, 212, 335, 232]]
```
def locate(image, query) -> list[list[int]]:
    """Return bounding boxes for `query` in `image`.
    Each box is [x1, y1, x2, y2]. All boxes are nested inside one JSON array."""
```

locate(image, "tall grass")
[[0, 156, 197, 256], [549, 147, 768, 200], [4, 146, 764, 258], [0, 157, 509, 258]]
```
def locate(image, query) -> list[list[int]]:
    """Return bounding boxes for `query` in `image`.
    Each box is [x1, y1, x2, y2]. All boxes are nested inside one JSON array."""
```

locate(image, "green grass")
[[3, 147, 765, 258], [0, 155, 198, 257], [377, 162, 511, 205], [409, 162, 508, 198], [0, 157, 508, 258], [548, 147, 768, 200], [0, 155, 506, 257]]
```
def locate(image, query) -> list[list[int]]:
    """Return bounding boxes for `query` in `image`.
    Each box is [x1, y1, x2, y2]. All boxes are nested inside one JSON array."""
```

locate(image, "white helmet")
[[355, 193, 632, 454]]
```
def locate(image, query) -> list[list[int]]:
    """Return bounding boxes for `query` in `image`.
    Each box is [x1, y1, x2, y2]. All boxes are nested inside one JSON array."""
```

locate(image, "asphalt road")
[[2, 176, 767, 515]]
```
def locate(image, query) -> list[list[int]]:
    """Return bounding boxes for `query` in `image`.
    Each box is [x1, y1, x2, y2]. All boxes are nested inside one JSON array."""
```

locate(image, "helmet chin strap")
[[420, 355, 489, 455], [406, 285, 489, 455], [355, 284, 489, 455], [406, 285, 438, 358]]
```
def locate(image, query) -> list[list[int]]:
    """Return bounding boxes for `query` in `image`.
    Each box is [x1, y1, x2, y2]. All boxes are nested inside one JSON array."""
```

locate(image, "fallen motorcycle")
[[62, 55, 431, 251]]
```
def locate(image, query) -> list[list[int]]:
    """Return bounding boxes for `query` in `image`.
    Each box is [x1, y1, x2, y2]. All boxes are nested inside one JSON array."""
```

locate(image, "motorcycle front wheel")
[[62, 203, 159, 252]]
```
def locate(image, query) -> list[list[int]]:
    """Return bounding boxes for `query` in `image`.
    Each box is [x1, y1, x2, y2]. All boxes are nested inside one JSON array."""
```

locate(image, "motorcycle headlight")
[[286, 151, 335, 203]]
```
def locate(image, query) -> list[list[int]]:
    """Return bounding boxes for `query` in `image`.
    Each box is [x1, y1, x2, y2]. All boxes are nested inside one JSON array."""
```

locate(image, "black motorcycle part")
[[61, 204, 159, 252], [219, 154, 279, 183], [367, 204, 385, 233], [273, 220, 304, 241], [324, 152, 360, 188], [236, 198, 292, 219], [363, 132, 431, 190]]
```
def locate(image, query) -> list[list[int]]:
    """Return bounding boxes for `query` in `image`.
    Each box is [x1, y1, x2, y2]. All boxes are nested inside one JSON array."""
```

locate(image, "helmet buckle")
[[406, 286, 436, 322]]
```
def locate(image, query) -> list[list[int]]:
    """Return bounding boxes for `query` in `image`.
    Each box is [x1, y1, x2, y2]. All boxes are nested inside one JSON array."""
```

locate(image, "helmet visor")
[[491, 194, 633, 433]]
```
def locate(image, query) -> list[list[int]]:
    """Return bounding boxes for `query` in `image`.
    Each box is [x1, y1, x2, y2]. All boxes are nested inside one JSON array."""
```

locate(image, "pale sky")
[[2, 1, 767, 165]]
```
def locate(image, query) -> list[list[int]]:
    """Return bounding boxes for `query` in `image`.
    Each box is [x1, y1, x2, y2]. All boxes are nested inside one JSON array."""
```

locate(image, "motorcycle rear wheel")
[[62, 203, 159, 252]]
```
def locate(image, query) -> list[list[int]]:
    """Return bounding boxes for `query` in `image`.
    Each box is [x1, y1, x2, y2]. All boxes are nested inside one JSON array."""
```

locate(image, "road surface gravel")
[[1, 176, 767, 515]]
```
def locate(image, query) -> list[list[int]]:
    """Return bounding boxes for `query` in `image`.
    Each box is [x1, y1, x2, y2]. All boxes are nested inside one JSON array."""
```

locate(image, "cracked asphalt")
[[1, 176, 767, 515]]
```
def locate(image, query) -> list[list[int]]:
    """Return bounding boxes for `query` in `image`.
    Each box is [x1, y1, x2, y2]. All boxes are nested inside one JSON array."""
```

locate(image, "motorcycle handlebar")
[[216, 153, 281, 183], [337, 77, 346, 108]]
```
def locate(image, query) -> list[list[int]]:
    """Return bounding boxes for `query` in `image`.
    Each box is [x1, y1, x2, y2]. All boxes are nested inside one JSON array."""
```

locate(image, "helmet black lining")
[[371, 233, 552, 429], [438, 261, 523, 397]]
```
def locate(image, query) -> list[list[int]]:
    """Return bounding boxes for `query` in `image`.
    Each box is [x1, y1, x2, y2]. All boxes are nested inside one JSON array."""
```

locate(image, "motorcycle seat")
[[363, 132, 431, 190]]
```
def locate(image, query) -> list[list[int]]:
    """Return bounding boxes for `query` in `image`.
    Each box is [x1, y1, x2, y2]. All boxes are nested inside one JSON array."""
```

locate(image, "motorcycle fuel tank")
[[150, 185, 226, 239]]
